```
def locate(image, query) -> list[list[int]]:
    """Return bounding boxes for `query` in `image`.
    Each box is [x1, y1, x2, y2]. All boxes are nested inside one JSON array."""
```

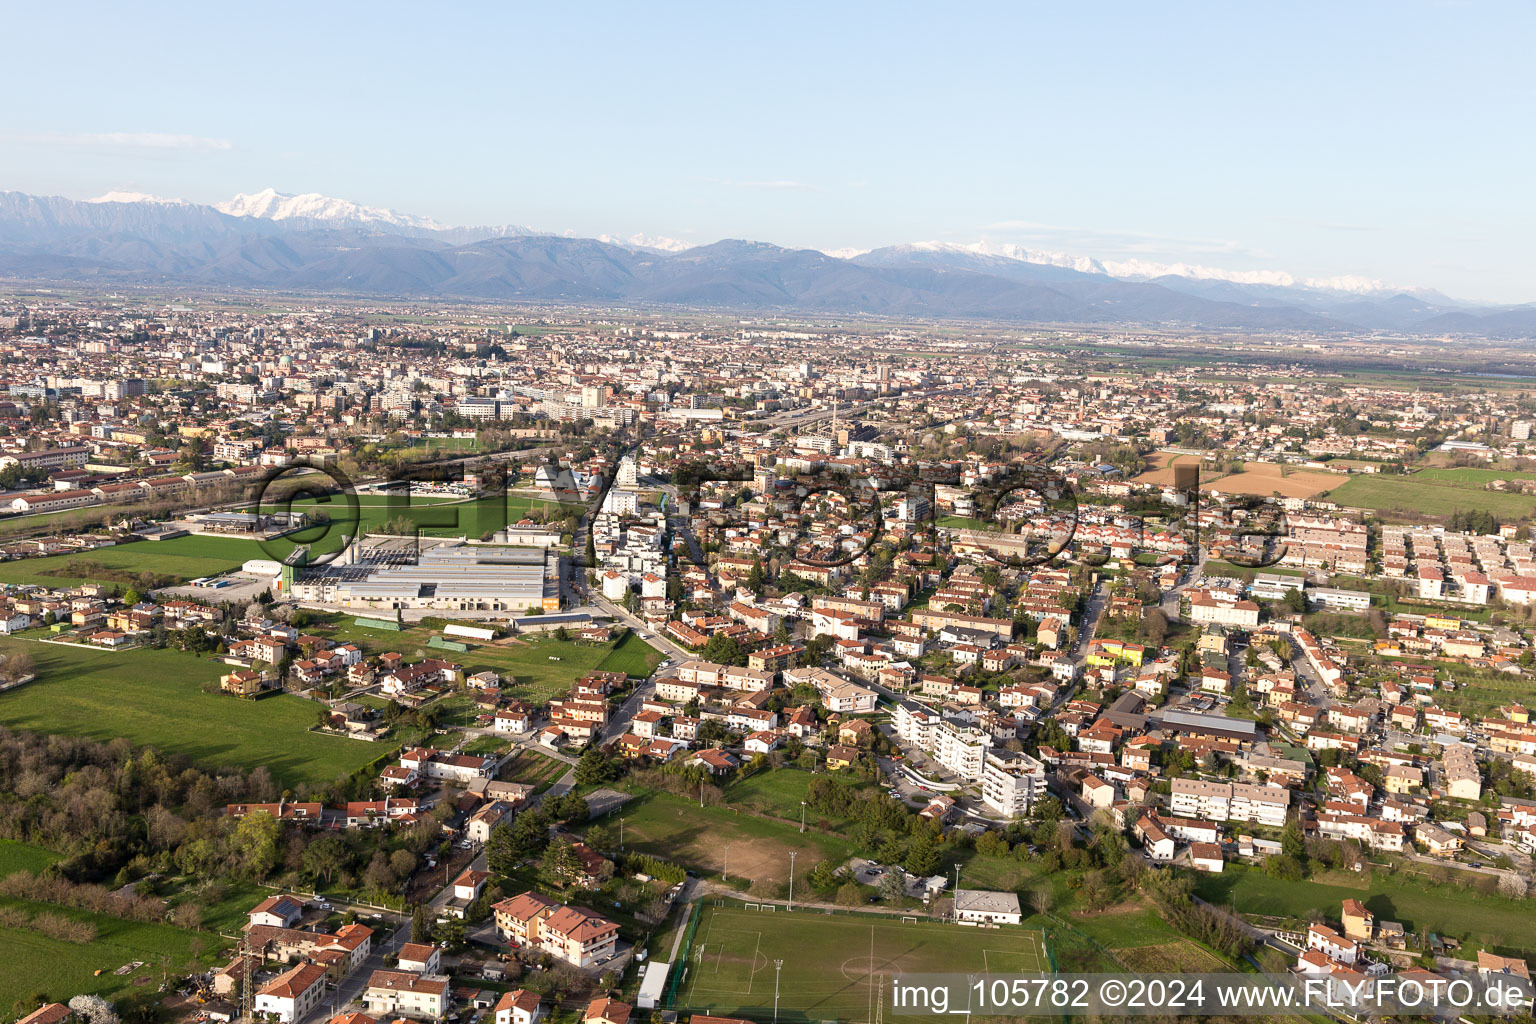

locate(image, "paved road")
[[1160, 544, 1208, 624], [1070, 579, 1108, 668], [314, 916, 411, 1022]]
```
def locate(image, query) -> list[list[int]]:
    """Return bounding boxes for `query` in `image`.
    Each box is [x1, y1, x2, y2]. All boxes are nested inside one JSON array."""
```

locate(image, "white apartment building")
[[1169, 777, 1232, 821], [363, 971, 451, 1019], [254, 962, 329, 1023], [1228, 782, 1290, 827], [933, 718, 993, 781], [982, 750, 1046, 818], [1170, 778, 1288, 827]]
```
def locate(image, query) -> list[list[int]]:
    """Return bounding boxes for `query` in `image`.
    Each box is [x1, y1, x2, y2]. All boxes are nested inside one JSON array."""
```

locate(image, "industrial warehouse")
[[289, 541, 562, 614]]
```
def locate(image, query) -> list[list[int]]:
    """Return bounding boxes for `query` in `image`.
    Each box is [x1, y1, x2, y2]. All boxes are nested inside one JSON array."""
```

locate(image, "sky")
[[3, 1, 1534, 302]]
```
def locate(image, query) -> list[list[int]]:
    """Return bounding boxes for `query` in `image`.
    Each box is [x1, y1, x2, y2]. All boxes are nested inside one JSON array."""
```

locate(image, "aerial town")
[[0, 295, 1532, 1024]]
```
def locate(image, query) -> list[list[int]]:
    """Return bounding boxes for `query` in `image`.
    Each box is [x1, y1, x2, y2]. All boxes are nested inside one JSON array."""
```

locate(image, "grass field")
[[0, 840, 63, 878], [725, 769, 875, 831], [1325, 472, 1536, 519], [594, 632, 665, 677], [1069, 903, 1229, 972], [1194, 863, 1536, 956], [678, 903, 1049, 1022], [270, 494, 582, 547], [310, 621, 660, 703], [594, 789, 856, 891], [0, 534, 277, 588], [0, 894, 219, 1010], [0, 494, 583, 589], [0, 639, 381, 789]]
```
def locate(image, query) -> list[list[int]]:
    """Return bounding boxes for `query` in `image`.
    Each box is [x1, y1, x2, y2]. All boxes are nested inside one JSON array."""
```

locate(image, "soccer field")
[[675, 903, 1049, 1023]]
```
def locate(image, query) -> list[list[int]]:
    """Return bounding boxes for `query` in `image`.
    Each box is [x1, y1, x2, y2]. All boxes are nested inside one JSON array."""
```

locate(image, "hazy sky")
[[4, 2, 1533, 301]]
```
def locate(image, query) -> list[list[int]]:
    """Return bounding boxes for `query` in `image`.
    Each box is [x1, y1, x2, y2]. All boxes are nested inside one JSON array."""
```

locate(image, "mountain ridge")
[[1, 188, 1532, 337]]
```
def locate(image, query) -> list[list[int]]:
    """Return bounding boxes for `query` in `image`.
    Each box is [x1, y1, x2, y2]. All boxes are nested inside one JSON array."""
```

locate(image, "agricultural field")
[[1204, 462, 1341, 500], [1193, 864, 1536, 957], [0, 894, 219, 1012], [588, 789, 856, 890], [497, 750, 569, 794], [0, 639, 380, 789], [1325, 471, 1536, 519], [677, 902, 1049, 1023], [1135, 453, 1340, 498], [1131, 451, 1201, 486]]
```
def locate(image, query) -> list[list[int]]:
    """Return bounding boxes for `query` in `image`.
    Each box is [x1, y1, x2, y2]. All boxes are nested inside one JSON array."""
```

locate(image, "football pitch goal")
[[674, 903, 1050, 1023]]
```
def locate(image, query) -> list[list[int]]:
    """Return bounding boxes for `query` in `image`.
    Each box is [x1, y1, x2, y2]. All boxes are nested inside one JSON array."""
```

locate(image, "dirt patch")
[[1203, 462, 1338, 499], [1133, 453, 1335, 499]]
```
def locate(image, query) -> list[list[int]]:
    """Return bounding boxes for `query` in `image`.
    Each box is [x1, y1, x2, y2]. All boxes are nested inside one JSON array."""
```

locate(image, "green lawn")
[[1325, 473, 1536, 519], [305, 615, 656, 703], [0, 894, 222, 1011], [1410, 467, 1536, 488], [0, 840, 63, 878], [0, 494, 584, 589], [272, 494, 582, 544], [0, 639, 381, 789], [1194, 863, 1536, 957], [0, 534, 274, 587], [678, 902, 1049, 1023], [160, 877, 269, 936], [725, 769, 874, 831], [595, 632, 664, 677]]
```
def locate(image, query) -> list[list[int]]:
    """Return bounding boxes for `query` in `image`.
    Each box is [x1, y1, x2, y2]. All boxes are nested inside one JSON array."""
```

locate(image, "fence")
[[662, 899, 704, 1009]]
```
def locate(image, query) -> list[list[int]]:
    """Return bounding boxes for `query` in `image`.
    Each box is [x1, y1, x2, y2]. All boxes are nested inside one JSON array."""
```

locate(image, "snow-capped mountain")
[[0, 185, 1531, 336], [86, 191, 191, 206], [216, 188, 446, 232]]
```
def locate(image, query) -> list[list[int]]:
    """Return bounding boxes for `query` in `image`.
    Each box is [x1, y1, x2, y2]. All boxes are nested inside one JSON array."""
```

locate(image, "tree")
[[301, 834, 349, 883], [68, 997, 120, 1024], [974, 831, 1010, 858], [1497, 873, 1529, 901], [809, 860, 840, 891], [540, 836, 582, 888], [702, 634, 746, 666], [411, 905, 432, 944], [363, 851, 397, 893], [904, 834, 940, 877], [1280, 817, 1307, 861], [836, 881, 864, 906], [575, 747, 618, 785], [231, 810, 282, 879], [389, 848, 419, 882], [878, 870, 908, 902], [587, 823, 617, 852]]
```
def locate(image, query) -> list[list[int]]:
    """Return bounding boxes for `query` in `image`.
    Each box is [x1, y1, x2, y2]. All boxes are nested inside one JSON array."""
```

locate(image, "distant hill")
[[0, 188, 1528, 337]]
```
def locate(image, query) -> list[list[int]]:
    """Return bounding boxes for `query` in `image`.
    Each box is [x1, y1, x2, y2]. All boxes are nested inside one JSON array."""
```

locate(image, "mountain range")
[[2, 187, 1533, 338]]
